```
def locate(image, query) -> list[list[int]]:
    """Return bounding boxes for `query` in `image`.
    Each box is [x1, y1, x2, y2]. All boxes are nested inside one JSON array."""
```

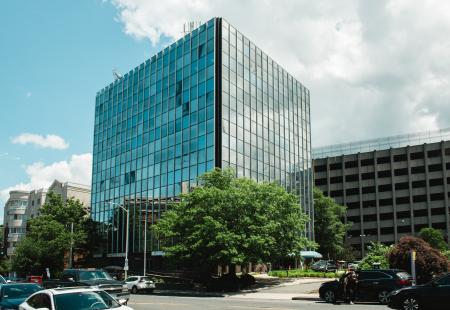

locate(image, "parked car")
[[0, 283, 42, 309], [312, 260, 338, 272], [19, 287, 133, 310], [388, 272, 450, 310], [43, 268, 129, 301], [348, 261, 361, 270], [0, 274, 8, 284], [319, 269, 412, 304], [125, 276, 156, 294]]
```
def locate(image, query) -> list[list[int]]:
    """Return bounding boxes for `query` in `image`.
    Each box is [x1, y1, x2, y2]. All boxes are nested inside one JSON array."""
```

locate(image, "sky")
[[1, 0, 449, 222]]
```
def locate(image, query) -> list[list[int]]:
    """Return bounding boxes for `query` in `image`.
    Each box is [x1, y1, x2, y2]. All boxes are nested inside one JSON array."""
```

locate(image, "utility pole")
[[124, 209, 130, 279], [143, 207, 147, 276], [109, 202, 130, 280]]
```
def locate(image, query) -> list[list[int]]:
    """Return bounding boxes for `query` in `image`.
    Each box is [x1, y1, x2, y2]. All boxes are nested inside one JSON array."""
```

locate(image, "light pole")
[[143, 206, 147, 276], [109, 202, 130, 279], [360, 234, 366, 257]]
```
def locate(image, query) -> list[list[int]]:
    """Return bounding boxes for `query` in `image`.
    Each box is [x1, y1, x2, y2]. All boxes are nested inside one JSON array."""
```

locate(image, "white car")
[[125, 276, 156, 294], [19, 287, 133, 310]]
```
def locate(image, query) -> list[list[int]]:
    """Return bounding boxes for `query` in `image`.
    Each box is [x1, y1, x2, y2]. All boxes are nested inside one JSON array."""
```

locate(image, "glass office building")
[[91, 18, 312, 269]]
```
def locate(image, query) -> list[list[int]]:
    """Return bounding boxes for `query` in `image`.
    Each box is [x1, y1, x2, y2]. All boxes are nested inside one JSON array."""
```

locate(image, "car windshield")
[[2, 284, 41, 299], [54, 291, 120, 310], [79, 271, 113, 281]]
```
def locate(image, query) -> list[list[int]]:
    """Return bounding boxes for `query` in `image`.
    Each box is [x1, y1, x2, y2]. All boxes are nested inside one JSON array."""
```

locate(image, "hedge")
[[268, 269, 343, 278]]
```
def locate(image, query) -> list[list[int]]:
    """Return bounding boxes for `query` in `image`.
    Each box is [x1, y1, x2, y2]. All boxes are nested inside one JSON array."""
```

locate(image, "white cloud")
[[11, 133, 70, 150], [0, 153, 92, 215], [110, 0, 450, 146]]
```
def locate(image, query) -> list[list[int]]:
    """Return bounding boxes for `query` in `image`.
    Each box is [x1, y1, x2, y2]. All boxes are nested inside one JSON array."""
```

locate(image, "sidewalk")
[[147, 275, 327, 300]]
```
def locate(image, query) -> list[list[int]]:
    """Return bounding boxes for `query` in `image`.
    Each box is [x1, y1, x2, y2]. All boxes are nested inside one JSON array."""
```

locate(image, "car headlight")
[[390, 290, 400, 296]]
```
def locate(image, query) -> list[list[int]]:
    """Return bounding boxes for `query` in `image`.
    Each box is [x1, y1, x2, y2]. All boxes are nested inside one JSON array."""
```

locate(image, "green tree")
[[13, 216, 70, 275], [12, 192, 92, 276], [313, 188, 349, 259], [154, 168, 314, 275], [419, 227, 448, 251], [359, 242, 391, 270]]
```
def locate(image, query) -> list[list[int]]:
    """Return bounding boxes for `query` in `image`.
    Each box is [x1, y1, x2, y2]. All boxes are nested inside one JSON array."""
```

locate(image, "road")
[[127, 279, 386, 310], [128, 295, 385, 310]]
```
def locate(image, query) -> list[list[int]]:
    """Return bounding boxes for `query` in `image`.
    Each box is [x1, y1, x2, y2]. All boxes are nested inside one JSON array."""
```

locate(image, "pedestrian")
[[343, 268, 358, 304]]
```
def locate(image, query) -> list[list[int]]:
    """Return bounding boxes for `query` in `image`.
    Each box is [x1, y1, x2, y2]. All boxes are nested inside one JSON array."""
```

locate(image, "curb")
[[151, 290, 226, 298], [292, 295, 321, 301]]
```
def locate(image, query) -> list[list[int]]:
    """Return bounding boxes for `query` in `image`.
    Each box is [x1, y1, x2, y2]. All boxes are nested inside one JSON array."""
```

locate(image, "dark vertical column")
[[358, 153, 364, 256], [374, 151, 381, 242], [342, 155, 347, 227], [424, 144, 432, 228], [214, 18, 222, 169], [406, 146, 415, 235], [390, 149, 398, 242], [441, 141, 449, 243], [326, 157, 331, 196]]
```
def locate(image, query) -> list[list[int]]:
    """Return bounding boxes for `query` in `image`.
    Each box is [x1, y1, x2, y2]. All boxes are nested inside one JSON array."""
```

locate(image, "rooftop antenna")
[[182, 21, 202, 35], [112, 68, 122, 81]]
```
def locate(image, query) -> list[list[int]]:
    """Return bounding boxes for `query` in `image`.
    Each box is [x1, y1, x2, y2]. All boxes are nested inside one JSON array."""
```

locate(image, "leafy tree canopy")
[[154, 168, 315, 274], [12, 192, 92, 276], [389, 236, 449, 284], [313, 188, 350, 259], [359, 242, 391, 270], [419, 227, 448, 251]]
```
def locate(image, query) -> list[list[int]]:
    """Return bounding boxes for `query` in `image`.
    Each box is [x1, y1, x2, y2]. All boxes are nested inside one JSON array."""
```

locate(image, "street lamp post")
[[360, 234, 366, 257], [109, 202, 130, 280], [143, 207, 147, 276]]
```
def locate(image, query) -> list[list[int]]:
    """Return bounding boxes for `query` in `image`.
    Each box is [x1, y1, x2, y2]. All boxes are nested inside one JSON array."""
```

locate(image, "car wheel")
[[131, 286, 138, 294], [323, 290, 336, 303], [402, 296, 421, 310], [378, 290, 390, 304]]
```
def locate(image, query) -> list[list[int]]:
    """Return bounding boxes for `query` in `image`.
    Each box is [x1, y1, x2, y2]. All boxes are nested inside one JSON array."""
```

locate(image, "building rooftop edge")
[[313, 127, 450, 158]]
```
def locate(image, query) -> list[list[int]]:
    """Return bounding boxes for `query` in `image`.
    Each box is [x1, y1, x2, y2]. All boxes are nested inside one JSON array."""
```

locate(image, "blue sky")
[[2, 0, 449, 221], [0, 1, 163, 212]]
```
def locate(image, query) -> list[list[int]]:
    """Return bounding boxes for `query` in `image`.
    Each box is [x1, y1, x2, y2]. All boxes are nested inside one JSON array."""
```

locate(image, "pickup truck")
[[43, 268, 130, 301]]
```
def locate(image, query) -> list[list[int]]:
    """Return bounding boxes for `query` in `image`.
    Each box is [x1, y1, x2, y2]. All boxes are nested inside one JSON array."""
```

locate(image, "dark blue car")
[[0, 283, 42, 309]]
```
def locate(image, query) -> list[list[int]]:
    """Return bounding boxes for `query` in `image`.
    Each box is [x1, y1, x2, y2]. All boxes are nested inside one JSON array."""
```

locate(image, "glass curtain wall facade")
[[219, 20, 313, 238], [91, 18, 313, 264]]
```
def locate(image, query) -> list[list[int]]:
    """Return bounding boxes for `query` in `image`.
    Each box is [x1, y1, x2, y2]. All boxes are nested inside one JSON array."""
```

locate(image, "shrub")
[[389, 236, 449, 284], [359, 242, 391, 270]]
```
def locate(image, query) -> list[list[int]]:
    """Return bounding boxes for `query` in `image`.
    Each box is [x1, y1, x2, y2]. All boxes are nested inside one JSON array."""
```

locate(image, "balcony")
[[7, 233, 25, 243]]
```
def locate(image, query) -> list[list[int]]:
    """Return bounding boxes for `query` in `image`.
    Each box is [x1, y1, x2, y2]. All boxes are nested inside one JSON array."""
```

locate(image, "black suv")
[[388, 272, 450, 310], [319, 269, 412, 304]]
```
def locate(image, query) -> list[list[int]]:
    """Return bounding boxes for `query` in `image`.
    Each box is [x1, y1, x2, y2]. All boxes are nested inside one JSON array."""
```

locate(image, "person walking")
[[343, 268, 358, 304]]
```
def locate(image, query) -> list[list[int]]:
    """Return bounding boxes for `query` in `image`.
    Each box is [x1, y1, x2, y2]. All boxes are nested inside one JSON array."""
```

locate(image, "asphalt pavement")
[[128, 295, 385, 310], [127, 277, 387, 310]]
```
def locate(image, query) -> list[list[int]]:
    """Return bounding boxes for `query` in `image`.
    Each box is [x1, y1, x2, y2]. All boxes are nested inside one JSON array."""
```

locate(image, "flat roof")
[[313, 128, 450, 158]]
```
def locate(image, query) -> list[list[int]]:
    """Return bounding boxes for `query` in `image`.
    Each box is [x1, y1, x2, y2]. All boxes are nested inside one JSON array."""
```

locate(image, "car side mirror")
[[118, 298, 128, 306]]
